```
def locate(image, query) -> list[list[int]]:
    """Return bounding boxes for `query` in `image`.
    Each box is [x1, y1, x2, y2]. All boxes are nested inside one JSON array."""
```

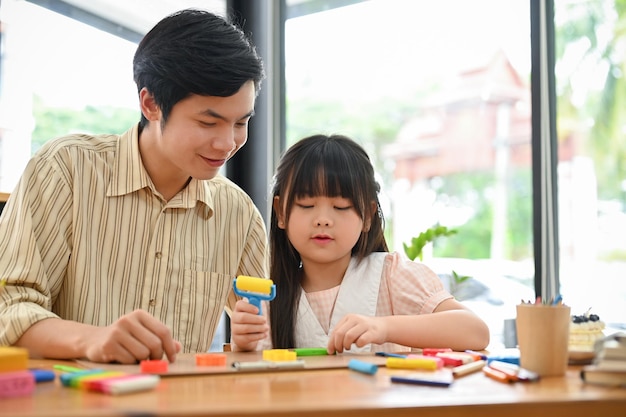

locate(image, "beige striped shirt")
[[0, 125, 268, 353]]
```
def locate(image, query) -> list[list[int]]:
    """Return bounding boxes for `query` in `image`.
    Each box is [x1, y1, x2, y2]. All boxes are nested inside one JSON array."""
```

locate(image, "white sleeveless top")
[[252, 252, 450, 353], [294, 253, 409, 353]]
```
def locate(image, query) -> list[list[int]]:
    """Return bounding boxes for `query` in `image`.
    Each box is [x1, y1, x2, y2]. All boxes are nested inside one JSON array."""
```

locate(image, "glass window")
[[0, 0, 226, 191], [285, 0, 534, 349], [555, 0, 626, 333], [0, 0, 138, 191]]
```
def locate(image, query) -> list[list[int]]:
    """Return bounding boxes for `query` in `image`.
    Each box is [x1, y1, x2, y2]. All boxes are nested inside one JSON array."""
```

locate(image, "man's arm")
[[0, 149, 181, 364], [16, 311, 181, 364]]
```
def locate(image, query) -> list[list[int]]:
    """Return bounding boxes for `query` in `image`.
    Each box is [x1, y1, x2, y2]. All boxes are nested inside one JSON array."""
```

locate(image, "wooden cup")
[[515, 304, 571, 376]]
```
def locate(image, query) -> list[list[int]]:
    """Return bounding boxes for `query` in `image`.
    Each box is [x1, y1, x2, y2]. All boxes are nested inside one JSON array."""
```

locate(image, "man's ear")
[[274, 196, 286, 229], [139, 88, 160, 122]]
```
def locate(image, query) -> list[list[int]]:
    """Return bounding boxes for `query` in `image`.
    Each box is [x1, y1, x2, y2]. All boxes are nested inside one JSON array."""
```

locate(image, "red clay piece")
[[140, 359, 168, 374]]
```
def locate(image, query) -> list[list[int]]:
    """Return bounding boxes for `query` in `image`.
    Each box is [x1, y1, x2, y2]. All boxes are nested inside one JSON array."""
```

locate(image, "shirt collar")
[[108, 124, 150, 197], [107, 124, 213, 217]]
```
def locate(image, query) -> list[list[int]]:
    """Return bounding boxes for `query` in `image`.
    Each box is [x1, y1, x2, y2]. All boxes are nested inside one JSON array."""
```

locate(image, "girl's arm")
[[327, 300, 489, 353], [327, 253, 489, 353], [384, 253, 490, 350], [380, 298, 490, 350]]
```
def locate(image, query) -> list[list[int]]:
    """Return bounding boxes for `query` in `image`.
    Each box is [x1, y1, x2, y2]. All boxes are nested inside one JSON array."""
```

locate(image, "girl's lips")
[[312, 235, 333, 243]]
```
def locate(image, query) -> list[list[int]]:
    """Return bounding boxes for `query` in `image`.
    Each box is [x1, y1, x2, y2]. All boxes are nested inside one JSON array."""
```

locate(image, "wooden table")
[[2, 353, 625, 417]]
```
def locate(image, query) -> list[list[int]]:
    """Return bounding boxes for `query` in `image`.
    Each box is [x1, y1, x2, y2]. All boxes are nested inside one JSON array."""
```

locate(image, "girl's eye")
[[335, 206, 352, 211], [296, 203, 313, 209]]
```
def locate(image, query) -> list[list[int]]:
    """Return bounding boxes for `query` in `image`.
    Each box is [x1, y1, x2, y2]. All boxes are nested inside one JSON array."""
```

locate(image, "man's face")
[[157, 81, 257, 181]]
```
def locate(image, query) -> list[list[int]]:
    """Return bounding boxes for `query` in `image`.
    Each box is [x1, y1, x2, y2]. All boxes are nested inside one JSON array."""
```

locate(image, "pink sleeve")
[[380, 252, 453, 315]]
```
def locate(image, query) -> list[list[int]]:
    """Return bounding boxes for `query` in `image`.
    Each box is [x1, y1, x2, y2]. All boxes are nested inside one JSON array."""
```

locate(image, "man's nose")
[[212, 127, 237, 152]]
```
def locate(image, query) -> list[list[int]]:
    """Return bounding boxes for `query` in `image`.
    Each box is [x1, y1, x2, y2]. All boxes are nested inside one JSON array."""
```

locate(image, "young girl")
[[231, 134, 489, 353]]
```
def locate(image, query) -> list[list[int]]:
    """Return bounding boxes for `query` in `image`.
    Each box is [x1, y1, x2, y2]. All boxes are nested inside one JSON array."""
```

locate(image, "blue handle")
[[247, 295, 262, 315]]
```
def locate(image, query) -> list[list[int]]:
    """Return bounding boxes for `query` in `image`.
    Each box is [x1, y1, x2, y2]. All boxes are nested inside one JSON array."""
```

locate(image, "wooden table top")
[[2, 353, 625, 417]]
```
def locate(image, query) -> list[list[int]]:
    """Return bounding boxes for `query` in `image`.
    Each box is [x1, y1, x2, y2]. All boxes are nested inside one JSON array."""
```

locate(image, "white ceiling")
[[58, 0, 227, 35], [27, 0, 356, 39]]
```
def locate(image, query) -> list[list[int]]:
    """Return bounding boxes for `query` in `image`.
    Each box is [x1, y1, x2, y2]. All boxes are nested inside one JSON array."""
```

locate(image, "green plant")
[[449, 270, 471, 297], [402, 224, 458, 262], [403, 224, 471, 296]]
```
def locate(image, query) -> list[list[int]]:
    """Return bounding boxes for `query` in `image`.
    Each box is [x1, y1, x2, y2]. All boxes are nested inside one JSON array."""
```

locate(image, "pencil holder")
[[516, 304, 570, 376]]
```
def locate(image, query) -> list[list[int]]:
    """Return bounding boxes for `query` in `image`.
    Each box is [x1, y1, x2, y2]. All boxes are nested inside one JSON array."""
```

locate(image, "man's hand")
[[82, 309, 181, 364]]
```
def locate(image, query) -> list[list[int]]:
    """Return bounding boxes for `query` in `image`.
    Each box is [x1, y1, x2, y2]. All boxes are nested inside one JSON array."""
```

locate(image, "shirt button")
[[155, 252, 162, 259], [149, 299, 156, 307]]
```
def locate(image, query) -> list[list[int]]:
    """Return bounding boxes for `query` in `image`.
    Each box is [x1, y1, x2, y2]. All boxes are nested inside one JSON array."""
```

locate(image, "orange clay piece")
[[262, 349, 297, 362], [140, 359, 168, 374], [195, 353, 227, 367]]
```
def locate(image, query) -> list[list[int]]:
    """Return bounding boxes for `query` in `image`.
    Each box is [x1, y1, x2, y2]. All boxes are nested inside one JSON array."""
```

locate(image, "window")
[[285, 0, 626, 348], [554, 0, 626, 331], [0, 0, 138, 190], [285, 0, 536, 349]]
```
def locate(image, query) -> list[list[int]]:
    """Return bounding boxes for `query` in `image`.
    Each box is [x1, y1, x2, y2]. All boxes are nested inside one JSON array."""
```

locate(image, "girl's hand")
[[230, 299, 269, 351], [327, 314, 387, 354]]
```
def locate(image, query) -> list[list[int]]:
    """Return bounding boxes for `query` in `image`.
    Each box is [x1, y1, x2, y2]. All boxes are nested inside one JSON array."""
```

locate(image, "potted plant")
[[403, 224, 471, 296]]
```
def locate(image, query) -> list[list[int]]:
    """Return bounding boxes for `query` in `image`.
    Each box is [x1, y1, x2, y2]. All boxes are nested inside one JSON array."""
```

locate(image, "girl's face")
[[276, 194, 367, 269]]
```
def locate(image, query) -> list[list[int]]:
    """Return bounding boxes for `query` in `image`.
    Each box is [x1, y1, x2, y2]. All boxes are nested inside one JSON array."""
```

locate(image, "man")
[[0, 8, 267, 364]]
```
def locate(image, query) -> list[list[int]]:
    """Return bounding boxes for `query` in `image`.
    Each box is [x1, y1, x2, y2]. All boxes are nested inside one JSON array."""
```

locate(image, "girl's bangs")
[[288, 149, 367, 219]]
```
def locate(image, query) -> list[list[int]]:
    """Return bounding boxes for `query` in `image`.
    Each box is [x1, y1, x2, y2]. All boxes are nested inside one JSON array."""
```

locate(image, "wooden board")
[[76, 351, 389, 377]]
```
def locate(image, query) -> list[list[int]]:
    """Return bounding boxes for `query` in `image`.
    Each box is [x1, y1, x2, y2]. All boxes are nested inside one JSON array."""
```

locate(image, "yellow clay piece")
[[263, 349, 297, 362], [0, 346, 29, 373]]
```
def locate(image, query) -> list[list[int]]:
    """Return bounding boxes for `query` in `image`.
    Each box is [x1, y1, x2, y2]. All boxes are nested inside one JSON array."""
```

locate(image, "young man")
[[0, 9, 267, 364]]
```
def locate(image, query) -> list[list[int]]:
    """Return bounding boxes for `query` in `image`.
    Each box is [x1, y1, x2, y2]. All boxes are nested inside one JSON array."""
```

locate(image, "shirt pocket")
[[173, 270, 232, 352]]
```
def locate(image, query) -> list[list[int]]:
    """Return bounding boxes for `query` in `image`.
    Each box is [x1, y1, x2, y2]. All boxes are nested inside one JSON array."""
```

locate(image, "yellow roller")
[[233, 276, 276, 315]]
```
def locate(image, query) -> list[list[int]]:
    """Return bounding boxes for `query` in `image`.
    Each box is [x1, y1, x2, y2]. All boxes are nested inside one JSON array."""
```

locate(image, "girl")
[[231, 134, 489, 353]]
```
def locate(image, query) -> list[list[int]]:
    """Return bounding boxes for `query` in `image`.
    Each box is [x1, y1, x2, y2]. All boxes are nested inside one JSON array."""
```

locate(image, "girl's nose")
[[316, 218, 330, 227]]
